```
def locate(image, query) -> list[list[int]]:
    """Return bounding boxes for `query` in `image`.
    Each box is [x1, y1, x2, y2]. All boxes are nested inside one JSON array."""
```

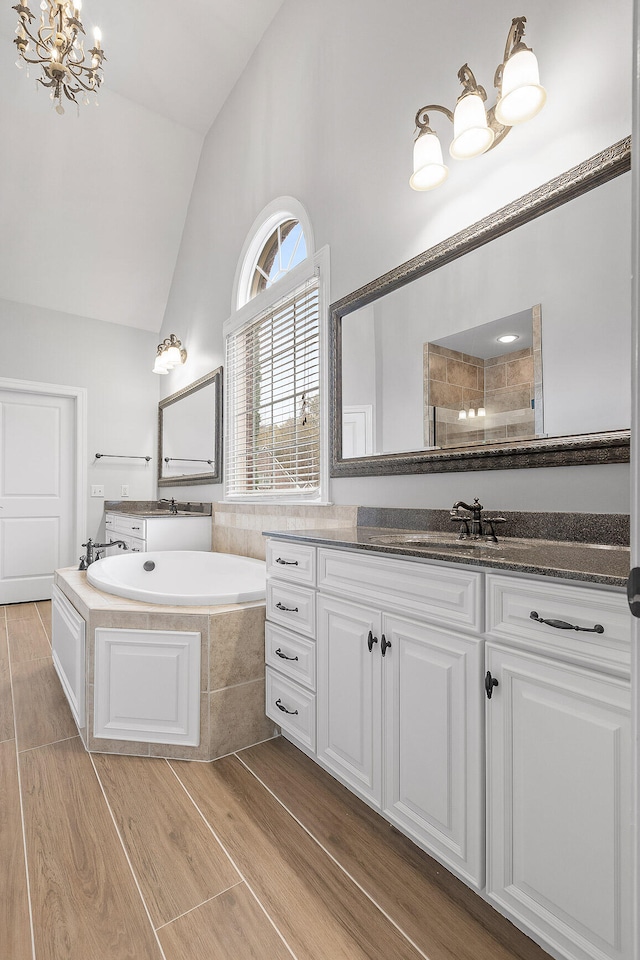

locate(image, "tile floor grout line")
[[87, 751, 170, 960], [34, 605, 51, 649], [165, 758, 300, 960], [7, 634, 38, 960], [154, 879, 245, 931], [17, 734, 81, 755], [235, 751, 434, 960]]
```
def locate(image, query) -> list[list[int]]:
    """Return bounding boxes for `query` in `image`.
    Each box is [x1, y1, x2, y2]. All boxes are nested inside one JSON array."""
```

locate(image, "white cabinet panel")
[[266, 668, 316, 752], [51, 585, 85, 728], [266, 539, 316, 585], [266, 580, 316, 638], [317, 594, 382, 806], [94, 628, 200, 745], [383, 615, 485, 889], [265, 623, 316, 690], [486, 642, 632, 960]]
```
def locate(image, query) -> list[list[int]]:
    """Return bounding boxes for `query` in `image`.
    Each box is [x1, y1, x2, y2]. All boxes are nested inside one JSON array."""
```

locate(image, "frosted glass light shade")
[[450, 93, 494, 159], [152, 354, 170, 375], [164, 344, 182, 366], [495, 48, 546, 125], [410, 131, 449, 191]]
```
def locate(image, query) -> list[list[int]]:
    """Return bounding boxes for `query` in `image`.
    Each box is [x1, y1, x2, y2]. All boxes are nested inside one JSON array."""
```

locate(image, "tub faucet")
[[450, 498, 507, 542], [79, 538, 128, 570]]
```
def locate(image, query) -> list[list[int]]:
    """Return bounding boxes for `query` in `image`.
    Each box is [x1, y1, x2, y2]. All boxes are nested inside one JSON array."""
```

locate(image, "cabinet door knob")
[[275, 698, 298, 716], [485, 671, 499, 699], [381, 634, 392, 657], [367, 630, 378, 653]]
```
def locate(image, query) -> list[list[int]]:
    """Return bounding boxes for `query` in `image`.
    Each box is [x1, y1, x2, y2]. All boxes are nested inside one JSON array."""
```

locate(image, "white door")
[[0, 381, 83, 603], [486, 641, 632, 960], [383, 614, 485, 889], [317, 594, 382, 806]]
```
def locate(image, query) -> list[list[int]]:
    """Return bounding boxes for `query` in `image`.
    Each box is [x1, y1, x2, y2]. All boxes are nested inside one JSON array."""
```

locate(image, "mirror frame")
[[157, 366, 223, 486], [330, 137, 631, 477]]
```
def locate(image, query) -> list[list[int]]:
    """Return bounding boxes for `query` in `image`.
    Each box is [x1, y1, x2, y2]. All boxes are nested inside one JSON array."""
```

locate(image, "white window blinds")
[[226, 278, 320, 498]]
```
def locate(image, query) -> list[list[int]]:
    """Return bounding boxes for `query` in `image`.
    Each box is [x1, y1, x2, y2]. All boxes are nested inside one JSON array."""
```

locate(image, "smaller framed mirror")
[[158, 367, 223, 486]]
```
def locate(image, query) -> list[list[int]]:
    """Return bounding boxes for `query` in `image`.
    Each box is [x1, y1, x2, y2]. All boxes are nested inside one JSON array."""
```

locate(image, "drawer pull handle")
[[276, 602, 299, 613], [485, 671, 499, 699], [132, 526, 141, 530], [275, 698, 299, 716], [276, 557, 299, 566], [381, 634, 392, 657], [529, 611, 604, 634], [367, 630, 378, 653], [275, 648, 299, 661]]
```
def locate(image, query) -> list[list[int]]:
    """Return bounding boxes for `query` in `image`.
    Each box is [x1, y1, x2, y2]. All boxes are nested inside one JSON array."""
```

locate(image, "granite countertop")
[[105, 500, 212, 519], [263, 526, 630, 588]]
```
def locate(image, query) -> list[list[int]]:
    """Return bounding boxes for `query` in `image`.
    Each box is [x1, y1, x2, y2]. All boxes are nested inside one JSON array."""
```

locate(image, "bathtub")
[[86, 550, 266, 605]]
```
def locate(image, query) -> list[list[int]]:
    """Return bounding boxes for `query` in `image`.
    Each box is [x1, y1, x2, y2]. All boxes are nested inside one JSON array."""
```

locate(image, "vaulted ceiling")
[[0, 0, 285, 332]]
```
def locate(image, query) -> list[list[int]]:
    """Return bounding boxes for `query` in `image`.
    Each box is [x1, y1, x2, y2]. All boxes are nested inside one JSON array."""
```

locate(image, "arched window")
[[226, 200, 326, 501], [248, 219, 307, 299]]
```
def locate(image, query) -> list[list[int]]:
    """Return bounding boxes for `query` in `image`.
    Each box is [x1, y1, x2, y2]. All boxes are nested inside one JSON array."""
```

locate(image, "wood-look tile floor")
[[0, 601, 552, 960]]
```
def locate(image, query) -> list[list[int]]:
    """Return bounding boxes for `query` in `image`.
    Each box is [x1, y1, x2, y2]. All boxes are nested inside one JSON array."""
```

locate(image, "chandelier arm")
[[415, 103, 454, 133]]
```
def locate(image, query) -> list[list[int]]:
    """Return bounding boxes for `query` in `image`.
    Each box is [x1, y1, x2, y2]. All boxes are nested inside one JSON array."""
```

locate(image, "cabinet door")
[[383, 615, 484, 889], [317, 595, 382, 807], [486, 642, 632, 960], [51, 584, 85, 729]]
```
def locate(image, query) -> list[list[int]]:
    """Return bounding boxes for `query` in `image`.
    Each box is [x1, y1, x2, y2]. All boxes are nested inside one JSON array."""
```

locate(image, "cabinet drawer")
[[266, 539, 316, 585], [485, 574, 631, 675], [266, 668, 316, 751], [317, 548, 482, 633], [267, 580, 316, 638], [108, 513, 146, 538], [266, 623, 316, 690]]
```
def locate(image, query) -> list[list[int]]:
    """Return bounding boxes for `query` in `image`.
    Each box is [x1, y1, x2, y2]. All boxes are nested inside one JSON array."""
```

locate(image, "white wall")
[[0, 299, 159, 541], [159, 0, 633, 513]]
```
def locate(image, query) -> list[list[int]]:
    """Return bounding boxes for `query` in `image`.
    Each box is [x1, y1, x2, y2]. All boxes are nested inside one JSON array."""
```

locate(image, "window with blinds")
[[226, 278, 320, 498]]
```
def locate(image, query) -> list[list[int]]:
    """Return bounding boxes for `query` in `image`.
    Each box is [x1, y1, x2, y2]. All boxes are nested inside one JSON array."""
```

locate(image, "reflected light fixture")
[[153, 335, 187, 375], [410, 16, 545, 191], [497, 334, 519, 343], [13, 0, 105, 115]]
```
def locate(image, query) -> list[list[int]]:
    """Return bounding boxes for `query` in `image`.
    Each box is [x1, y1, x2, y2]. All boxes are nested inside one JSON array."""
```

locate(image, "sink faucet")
[[450, 498, 506, 542], [159, 497, 178, 515], [78, 538, 128, 570]]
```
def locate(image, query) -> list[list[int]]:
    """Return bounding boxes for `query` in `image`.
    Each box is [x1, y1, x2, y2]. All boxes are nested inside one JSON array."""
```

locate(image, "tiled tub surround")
[[212, 502, 358, 560], [53, 568, 275, 760]]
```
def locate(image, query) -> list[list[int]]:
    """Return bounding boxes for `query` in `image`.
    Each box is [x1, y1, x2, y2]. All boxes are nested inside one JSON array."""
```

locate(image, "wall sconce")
[[410, 16, 546, 191], [152, 334, 187, 375]]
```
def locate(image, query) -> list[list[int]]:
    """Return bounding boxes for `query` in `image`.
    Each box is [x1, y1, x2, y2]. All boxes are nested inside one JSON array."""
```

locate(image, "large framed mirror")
[[330, 138, 631, 476], [158, 367, 223, 486]]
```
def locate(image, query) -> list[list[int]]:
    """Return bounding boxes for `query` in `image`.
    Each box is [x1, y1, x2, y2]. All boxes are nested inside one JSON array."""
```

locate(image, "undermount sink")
[[368, 533, 530, 551]]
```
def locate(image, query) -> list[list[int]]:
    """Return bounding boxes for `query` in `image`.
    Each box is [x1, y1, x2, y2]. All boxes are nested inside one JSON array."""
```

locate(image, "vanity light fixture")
[[410, 16, 545, 191], [153, 335, 187, 375], [497, 334, 519, 343], [459, 407, 487, 420], [12, 0, 105, 114]]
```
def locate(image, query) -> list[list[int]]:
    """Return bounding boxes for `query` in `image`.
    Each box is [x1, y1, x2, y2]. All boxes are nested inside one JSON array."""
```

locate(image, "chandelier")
[[13, 0, 106, 115], [410, 17, 546, 191]]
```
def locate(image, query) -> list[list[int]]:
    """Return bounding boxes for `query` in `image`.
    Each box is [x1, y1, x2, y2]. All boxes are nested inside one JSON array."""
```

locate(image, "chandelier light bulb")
[[495, 48, 546, 126], [450, 93, 494, 159], [409, 130, 449, 191]]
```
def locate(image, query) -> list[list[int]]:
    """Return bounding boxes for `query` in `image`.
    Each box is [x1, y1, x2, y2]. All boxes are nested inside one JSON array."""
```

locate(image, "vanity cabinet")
[[315, 548, 485, 888], [104, 512, 211, 555], [484, 574, 632, 960], [264, 536, 633, 960]]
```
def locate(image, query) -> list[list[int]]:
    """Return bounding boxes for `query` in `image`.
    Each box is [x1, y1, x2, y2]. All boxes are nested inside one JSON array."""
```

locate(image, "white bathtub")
[[86, 551, 266, 605]]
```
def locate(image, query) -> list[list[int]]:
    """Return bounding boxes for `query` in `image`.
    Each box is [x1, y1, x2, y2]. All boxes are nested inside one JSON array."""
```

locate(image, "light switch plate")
[[120, 485, 129, 497], [91, 485, 104, 497]]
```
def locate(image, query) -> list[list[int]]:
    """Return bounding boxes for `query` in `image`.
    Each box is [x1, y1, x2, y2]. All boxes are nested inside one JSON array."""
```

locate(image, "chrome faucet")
[[450, 498, 506, 542], [159, 497, 178, 515], [78, 538, 128, 570]]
